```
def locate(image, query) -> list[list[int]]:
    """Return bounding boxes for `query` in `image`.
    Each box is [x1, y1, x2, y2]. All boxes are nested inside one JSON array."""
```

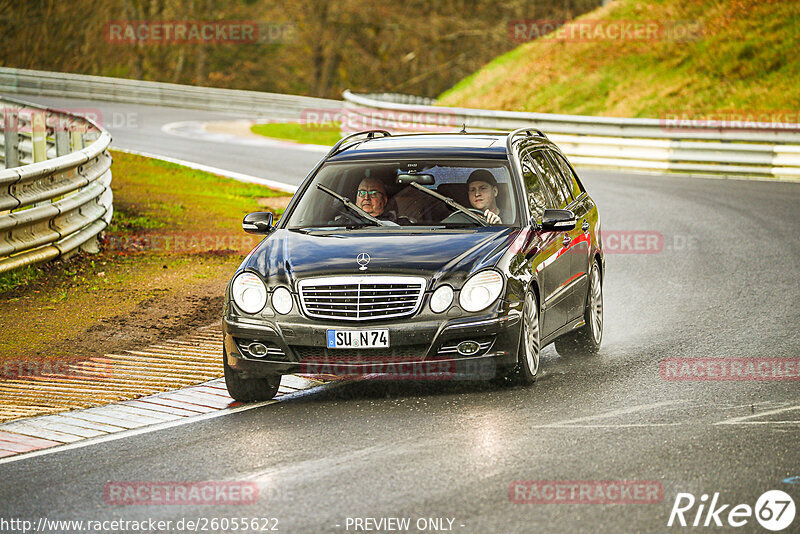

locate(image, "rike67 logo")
[[668, 490, 795, 531]]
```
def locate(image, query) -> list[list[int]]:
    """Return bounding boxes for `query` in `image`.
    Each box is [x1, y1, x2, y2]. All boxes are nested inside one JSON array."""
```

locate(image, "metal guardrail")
[[0, 67, 341, 118], [0, 95, 113, 273], [343, 91, 800, 180], [2, 68, 796, 180]]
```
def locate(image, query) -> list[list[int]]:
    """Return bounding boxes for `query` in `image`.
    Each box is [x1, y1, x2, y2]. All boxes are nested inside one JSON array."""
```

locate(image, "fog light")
[[457, 340, 480, 356], [248, 342, 268, 357]]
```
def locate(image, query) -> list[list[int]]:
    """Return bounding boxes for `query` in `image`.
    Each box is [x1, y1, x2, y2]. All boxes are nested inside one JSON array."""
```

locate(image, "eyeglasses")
[[357, 189, 384, 198]]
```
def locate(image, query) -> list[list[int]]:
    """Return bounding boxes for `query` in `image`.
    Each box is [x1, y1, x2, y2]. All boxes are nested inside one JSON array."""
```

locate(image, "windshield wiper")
[[408, 182, 487, 227], [316, 184, 393, 227]]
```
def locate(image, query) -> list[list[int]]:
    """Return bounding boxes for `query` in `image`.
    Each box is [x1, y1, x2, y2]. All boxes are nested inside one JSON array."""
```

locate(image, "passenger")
[[467, 169, 504, 224]]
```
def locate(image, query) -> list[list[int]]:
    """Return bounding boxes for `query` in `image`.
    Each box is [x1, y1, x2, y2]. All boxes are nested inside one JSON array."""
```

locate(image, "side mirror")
[[242, 212, 274, 234], [541, 209, 576, 231]]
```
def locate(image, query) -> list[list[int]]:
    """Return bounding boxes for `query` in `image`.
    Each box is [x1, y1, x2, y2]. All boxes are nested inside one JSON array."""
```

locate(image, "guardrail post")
[[55, 130, 70, 156], [31, 110, 47, 162], [3, 106, 20, 169], [70, 126, 85, 151], [54, 114, 71, 156]]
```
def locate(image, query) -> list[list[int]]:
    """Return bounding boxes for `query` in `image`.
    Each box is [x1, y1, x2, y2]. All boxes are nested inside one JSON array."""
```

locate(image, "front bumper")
[[223, 302, 522, 380]]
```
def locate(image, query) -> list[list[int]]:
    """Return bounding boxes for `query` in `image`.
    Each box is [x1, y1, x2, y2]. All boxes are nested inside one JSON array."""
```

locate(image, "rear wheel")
[[223, 350, 281, 402], [513, 291, 540, 385], [555, 260, 603, 356]]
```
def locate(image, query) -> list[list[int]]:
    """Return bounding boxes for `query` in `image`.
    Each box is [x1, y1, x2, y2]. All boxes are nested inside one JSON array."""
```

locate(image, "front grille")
[[291, 345, 429, 363], [235, 338, 289, 361], [298, 276, 426, 321]]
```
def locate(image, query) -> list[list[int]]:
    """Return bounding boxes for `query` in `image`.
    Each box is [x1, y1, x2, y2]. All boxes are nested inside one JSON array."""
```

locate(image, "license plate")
[[326, 329, 389, 349]]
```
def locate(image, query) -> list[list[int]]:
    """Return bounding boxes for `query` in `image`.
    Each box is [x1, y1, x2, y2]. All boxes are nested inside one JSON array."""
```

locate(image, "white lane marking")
[[76, 407, 169, 426], [111, 147, 300, 193], [161, 120, 330, 154], [531, 400, 685, 428], [45, 414, 128, 433], [124, 399, 209, 416], [6, 418, 107, 439], [59, 411, 142, 429], [0, 423, 84, 443], [101, 405, 183, 422], [540, 423, 685, 428], [715, 405, 800, 425], [0, 399, 279, 465]]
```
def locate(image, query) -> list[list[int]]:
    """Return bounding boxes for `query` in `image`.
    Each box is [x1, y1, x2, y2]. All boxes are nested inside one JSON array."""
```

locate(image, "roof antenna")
[[460, 123, 467, 134]]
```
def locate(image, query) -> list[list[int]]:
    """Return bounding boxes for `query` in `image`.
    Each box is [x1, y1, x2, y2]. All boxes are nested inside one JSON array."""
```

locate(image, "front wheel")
[[555, 260, 603, 356], [223, 350, 281, 402], [513, 291, 540, 385]]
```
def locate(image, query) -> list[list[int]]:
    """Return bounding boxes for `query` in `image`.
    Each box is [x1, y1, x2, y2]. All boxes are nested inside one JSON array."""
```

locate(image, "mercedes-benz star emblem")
[[356, 252, 371, 271]]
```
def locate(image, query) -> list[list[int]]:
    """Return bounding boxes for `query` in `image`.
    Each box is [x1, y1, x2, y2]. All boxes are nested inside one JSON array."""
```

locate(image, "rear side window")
[[548, 150, 583, 200], [527, 150, 569, 209], [520, 155, 548, 220]]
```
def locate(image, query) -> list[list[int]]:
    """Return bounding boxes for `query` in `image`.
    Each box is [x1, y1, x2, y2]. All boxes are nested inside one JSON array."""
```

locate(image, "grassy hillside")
[[438, 0, 800, 117]]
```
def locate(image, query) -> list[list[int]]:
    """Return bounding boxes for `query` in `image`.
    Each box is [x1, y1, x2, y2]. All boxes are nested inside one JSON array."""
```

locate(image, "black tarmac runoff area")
[[1, 97, 799, 533]]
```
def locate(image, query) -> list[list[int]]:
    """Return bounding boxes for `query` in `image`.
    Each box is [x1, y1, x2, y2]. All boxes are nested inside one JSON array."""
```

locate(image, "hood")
[[242, 227, 518, 289]]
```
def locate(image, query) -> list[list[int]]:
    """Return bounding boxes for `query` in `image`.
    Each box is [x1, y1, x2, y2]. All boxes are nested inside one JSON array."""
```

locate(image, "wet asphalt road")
[[1, 97, 799, 533]]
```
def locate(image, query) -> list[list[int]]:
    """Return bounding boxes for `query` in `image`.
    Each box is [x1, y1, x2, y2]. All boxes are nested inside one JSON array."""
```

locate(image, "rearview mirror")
[[397, 173, 435, 185], [242, 212, 274, 234], [541, 209, 576, 231]]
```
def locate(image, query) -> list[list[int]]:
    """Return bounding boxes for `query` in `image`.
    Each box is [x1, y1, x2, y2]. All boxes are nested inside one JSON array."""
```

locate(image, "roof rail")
[[505, 127, 548, 155], [327, 130, 392, 158]]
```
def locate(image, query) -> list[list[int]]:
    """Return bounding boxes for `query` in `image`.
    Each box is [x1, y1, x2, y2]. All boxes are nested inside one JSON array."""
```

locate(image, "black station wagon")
[[222, 129, 604, 401]]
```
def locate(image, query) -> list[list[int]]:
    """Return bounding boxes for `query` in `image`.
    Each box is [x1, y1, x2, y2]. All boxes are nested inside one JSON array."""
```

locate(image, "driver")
[[467, 170, 504, 224], [355, 177, 400, 222]]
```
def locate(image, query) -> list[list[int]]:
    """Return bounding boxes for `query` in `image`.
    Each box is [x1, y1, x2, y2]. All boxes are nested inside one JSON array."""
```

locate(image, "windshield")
[[285, 159, 518, 229]]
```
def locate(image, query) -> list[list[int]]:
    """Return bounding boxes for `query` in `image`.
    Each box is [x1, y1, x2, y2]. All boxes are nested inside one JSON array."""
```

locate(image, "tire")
[[513, 290, 541, 385], [223, 350, 281, 402], [554, 260, 603, 357]]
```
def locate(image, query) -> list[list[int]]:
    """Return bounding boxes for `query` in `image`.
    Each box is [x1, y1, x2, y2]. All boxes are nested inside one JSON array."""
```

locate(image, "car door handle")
[[582, 220, 589, 232], [562, 234, 571, 247]]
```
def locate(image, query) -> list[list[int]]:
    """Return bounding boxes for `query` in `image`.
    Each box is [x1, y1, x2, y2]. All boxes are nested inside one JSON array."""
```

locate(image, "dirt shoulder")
[[0, 150, 292, 377]]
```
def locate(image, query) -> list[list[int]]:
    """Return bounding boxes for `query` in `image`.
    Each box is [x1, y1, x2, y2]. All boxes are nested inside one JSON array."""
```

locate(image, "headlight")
[[232, 272, 267, 314], [459, 270, 503, 312], [271, 286, 293, 315], [430, 285, 454, 313]]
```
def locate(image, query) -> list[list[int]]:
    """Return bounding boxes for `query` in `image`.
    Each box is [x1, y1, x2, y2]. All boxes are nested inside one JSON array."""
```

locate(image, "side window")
[[528, 150, 568, 209], [520, 154, 548, 220], [549, 151, 583, 200]]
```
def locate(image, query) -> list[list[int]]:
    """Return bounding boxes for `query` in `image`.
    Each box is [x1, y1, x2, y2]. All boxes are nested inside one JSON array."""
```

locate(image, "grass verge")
[[251, 121, 342, 145], [0, 150, 293, 366]]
